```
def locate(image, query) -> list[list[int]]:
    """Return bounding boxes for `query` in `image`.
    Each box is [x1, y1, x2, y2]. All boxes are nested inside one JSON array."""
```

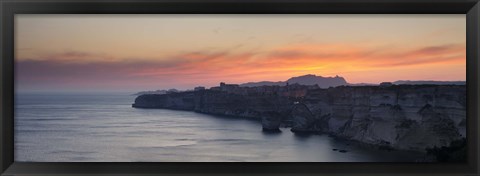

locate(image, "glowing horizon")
[[15, 15, 466, 93]]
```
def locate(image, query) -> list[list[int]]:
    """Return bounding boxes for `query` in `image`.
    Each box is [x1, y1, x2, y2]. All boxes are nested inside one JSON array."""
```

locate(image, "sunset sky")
[[15, 15, 466, 93]]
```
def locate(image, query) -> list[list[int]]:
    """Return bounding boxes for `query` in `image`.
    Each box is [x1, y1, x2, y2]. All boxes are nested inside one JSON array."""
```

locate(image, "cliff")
[[132, 85, 466, 152], [297, 85, 466, 151]]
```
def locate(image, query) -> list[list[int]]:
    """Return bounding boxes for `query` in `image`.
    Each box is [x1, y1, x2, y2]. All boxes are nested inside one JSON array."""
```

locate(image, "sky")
[[15, 14, 466, 93]]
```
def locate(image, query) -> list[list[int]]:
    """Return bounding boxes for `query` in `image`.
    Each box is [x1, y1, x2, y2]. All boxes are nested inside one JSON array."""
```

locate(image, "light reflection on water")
[[15, 93, 423, 162]]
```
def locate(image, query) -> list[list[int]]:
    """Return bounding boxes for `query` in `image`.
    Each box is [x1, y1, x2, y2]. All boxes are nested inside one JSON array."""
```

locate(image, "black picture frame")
[[1, 0, 479, 175]]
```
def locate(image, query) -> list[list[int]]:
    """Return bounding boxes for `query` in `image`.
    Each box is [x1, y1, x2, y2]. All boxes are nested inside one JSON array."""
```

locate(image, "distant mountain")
[[240, 81, 285, 87], [393, 80, 465, 85], [287, 74, 348, 88], [239, 75, 464, 89], [240, 74, 348, 88]]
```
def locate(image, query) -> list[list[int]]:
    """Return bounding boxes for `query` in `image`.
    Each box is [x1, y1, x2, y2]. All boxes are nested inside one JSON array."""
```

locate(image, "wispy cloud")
[[16, 43, 465, 91]]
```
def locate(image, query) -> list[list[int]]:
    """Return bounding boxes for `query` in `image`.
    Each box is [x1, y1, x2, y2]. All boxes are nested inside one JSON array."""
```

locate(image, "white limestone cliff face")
[[301, 85, 466, 151], [133, 85, 466, 152]]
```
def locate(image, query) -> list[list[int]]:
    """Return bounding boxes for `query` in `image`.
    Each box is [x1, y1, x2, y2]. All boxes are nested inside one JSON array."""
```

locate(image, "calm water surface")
[[15, 93, 423, 162]]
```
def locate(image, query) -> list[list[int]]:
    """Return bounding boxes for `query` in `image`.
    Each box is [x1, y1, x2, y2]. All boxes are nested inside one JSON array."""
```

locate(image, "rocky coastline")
[[132, 84, 466, 153]]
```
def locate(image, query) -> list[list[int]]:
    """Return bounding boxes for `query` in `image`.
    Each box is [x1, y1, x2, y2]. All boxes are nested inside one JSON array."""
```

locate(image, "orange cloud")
[[16, 42, 466, 92]]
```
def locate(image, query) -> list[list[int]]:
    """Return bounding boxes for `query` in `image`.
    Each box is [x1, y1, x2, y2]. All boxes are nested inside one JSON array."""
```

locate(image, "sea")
[[14, 93, 424, 162]]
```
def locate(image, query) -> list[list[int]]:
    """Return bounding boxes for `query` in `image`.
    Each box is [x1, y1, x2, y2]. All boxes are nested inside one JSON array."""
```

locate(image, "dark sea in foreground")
[[15, 93, 424, 162]]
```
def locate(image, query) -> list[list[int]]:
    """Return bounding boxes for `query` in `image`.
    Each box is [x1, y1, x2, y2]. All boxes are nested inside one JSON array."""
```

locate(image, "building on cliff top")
[[194, 86, 206, 91], [220, 82, 240, 92], [380, 82, 393, 87]]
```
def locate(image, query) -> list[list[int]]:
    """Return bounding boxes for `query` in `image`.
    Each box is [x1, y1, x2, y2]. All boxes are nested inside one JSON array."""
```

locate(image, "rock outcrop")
[[132, 85, 466, 152], [261, 111, 283, 132]]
